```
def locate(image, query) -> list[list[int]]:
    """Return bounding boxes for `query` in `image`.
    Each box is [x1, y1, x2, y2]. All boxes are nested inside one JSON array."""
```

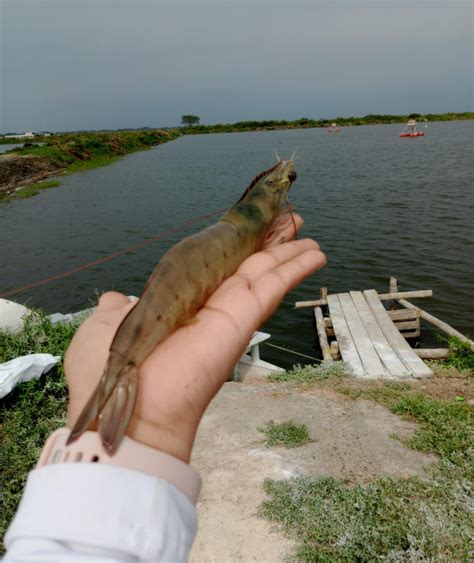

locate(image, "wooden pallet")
[[326, 290, 433, 379]]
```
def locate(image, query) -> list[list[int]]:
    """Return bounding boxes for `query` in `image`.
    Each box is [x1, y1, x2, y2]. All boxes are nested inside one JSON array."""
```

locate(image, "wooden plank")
[[338, 293, 386, 377], [350, 291, 411, 377], [388, 309, 420, 321], [327, 294, 365, 376], [314, 307, 333, 362], [364, 290, 432, 377], [395, 320, 420, 331], [377, 290, 433, 301], [295, 289, 432, 309], [401, 329, 421, 339]]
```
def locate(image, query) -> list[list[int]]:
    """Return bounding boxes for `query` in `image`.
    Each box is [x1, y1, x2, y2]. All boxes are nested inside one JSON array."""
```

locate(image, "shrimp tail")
[[99, 364, 138, 455], [66, 352, 139, 455]]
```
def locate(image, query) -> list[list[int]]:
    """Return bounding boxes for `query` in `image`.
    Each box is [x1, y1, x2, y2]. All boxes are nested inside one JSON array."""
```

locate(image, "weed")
[[0, 311, 79, 548], [261, 373, 474, 560], [444, 336, 474, 371], [1, 180, 61, 202], [268, 361, 351, 385], [258, 420, 311, 448]]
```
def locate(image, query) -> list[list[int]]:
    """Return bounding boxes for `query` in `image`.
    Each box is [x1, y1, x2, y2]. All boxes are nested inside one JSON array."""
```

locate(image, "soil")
[[0, 154, 64, 194], [190, 380, 437, 562]]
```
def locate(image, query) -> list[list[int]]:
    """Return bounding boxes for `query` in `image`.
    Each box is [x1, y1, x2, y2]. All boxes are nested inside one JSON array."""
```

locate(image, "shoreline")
[[1, 115, 472, 201], [0, 130, 179, 200]]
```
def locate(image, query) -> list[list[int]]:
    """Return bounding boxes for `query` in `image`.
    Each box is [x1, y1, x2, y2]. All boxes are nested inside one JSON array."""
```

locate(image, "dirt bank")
[[0, 154, 64, 194], [190, 381, 437, 562]]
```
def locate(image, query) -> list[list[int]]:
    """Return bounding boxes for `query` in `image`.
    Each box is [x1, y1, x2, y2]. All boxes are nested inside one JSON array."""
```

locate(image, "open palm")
[[65, 214, 326, 462]]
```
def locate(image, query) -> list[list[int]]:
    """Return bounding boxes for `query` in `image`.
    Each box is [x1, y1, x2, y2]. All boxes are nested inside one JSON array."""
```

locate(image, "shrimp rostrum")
[[67, 158, 298, 454]]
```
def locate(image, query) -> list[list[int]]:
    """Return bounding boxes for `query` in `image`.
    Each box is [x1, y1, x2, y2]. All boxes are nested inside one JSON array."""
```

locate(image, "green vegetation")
[[268, 361, 351, 384], [0, 129, 180, 201], [181, 111, 474, 135], [0, 312, 80, 549], [444, 336, 474, 371], [260, 367, 473, 561], [1, 180, 61, 202], [12, 129, 180, 172], [258, 420, 311, 448]]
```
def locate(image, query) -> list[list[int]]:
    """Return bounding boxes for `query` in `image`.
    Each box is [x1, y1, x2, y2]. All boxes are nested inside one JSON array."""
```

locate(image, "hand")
[[65, 214, 326, 462]]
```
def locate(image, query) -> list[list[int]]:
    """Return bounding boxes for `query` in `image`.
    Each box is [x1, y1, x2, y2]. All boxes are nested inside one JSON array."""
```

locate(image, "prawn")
[[67, 157, 298, 454]]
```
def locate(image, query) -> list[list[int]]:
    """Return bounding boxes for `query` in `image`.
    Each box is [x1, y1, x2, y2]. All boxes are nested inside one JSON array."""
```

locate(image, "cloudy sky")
[[0, 0, 472, 133]]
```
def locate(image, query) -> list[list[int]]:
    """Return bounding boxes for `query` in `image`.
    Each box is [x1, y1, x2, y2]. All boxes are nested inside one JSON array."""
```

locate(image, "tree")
[[181, 115, 200, 127]]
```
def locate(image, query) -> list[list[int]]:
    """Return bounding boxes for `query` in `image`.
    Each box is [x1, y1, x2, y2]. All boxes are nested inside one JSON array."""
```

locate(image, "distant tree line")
[[179, 112, 474, 134], [1, 112, 472, 145]]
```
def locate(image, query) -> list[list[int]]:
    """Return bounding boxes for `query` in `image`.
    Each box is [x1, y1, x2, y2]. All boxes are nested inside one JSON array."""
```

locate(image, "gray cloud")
[[1, 0, 472, 132]]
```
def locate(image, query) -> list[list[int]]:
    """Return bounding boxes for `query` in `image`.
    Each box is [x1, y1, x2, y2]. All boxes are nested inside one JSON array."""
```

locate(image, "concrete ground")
[[190, 380, 437, 562]]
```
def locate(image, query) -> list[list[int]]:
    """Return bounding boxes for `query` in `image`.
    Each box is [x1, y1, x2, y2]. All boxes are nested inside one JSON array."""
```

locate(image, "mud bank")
[[0, 154, 64, 194]]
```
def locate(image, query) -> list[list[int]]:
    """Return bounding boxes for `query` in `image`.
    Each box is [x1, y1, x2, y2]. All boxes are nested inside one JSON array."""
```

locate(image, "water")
[[1, 122, 473, 368], [0, 144, 25, 153]]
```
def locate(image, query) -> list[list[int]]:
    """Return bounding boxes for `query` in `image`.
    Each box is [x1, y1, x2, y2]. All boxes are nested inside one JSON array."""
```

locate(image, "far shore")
[[1, 113, 472, 201]]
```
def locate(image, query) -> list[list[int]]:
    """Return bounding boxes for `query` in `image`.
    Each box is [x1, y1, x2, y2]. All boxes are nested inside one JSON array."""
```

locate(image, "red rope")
[[0, 208, 227, 299]]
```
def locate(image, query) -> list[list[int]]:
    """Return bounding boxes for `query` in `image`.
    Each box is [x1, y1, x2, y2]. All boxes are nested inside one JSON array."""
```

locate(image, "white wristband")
[[37, 428, 201, 504]]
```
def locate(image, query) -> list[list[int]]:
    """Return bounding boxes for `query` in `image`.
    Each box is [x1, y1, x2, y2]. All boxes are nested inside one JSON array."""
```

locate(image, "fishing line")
[[0, 207, 227, 298], [263, 341, 322, 362]]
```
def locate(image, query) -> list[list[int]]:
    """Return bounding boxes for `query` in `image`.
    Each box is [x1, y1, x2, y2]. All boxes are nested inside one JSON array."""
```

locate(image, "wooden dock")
[[295, 278, 474, 380]]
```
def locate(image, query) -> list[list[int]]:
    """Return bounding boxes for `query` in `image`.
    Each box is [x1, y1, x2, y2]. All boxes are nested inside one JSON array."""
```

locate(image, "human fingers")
[[237, 238, 320, 281], [263, 213, 304, 247], [97, 291, 131, 311], [252, 249, 326, 315]]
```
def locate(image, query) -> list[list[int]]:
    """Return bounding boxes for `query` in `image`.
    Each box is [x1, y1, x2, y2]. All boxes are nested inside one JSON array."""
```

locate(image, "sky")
[[0, 0, 472, 133]]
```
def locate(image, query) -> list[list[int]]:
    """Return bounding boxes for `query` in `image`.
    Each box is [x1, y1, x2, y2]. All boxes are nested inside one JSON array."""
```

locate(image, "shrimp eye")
[[288, 171, 297, 182]]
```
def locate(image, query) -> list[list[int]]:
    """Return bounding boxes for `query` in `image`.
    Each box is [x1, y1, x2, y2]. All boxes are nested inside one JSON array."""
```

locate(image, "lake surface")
[[1, 122, 473, 368], [0, 144, 25, 153]]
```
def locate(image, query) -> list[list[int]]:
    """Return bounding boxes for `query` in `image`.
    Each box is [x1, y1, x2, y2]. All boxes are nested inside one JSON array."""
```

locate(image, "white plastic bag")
[[0, 354, 61, 399]]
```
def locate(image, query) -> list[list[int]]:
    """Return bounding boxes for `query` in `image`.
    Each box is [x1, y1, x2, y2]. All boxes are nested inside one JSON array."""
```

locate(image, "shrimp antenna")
[[290, 149, 298, 162], [284, 196, 298, 240], [273, 149, 282, 162]]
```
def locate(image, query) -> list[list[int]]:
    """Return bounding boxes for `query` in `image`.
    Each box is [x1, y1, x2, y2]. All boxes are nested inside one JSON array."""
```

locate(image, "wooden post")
[[314, 307, 333, 362], [320, 287, 328, 300], [415, 348, 450, 360], [389, 277, 398, 293], [398, 299, 474, 349]]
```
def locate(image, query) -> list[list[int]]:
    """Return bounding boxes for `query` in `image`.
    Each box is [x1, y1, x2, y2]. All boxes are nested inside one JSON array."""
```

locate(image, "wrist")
[[38, 428, 201, 503], [127, 415, 196, 464]]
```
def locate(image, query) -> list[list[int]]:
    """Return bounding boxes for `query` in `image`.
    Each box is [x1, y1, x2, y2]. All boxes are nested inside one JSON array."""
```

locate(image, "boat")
[[400, 119, 425, 138], [327, 122, 340, 133]]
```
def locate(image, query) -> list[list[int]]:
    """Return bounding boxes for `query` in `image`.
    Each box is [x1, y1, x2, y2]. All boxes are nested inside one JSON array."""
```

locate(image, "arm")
[[4, 215, 326, 561]]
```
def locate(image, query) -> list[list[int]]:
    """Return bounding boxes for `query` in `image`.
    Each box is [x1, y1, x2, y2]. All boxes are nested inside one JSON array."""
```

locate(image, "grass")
[[0, 312, 79, 549], [1, 129, 181, 202], [258, 420, 311, 448], [444, 336, 474, 371], [65, 154, 119, 173], [260, 365, 473, 561], [268, 361, 352, 385], [1, 180, 61, 202]]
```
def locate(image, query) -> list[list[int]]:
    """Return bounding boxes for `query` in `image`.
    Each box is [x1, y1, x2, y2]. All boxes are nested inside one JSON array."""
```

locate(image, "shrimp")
[[67, 158, 298, 454]]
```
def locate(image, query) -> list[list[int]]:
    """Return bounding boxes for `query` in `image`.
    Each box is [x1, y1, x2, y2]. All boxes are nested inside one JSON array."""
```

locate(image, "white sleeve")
[[4, 464, 198, 562]]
